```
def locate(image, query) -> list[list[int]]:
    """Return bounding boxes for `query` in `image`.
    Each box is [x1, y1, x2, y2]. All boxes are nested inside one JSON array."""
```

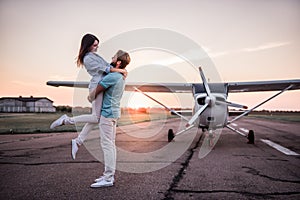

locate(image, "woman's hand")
[[87, 95, 93, 103], [121, 69, 128, 79], [88, 89, 96, 103], [110, 67, 128, 79]]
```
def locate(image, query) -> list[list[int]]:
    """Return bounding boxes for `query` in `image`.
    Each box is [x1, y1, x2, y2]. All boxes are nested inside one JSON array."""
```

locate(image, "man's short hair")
[[116, 50, 130, 69]]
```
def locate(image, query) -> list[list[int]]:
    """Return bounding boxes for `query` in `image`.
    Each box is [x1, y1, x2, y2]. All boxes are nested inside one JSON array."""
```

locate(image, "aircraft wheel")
[[247, 130, 254, 144], [168, 129, 175, 142]]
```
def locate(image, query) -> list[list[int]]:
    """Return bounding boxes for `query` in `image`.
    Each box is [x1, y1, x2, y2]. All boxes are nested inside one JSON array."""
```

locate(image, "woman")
[[50, 34, 127, 159]]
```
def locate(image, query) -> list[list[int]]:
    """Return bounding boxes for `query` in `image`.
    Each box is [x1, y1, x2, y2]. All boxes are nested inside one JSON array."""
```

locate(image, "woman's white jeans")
[[70, 90, 103, 145], [99, 116, 117, 180]]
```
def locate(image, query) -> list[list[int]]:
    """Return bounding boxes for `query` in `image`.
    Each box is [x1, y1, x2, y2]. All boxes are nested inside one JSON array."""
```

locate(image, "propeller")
[[186, 67, 248, 127], [199, 67, 212, 97], [186, 67, 212, 127], [215, 100, 248, 109], [186, 103, 208, 127]]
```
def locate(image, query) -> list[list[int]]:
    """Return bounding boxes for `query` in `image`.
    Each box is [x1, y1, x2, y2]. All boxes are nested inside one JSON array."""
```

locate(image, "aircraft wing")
[[125, 80, 300, 93], [47, 79, 300, 93], [47, 81, 89, 88], [227, 79, 300, 93], [46, 81, 193, 92], [125, 82, 193, 93]]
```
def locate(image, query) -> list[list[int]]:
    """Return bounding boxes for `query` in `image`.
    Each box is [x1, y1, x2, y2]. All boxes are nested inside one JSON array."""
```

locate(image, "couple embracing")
[[50, 33, 130, 188]]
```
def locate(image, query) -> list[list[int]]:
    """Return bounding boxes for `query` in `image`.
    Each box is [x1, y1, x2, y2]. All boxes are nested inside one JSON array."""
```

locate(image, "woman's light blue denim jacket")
[[83, 52, 111, 89]]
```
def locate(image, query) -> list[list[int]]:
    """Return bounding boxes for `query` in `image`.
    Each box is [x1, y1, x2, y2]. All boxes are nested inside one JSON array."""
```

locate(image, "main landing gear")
[[167, 124, 195, 142], [168, 129, 175, 142]]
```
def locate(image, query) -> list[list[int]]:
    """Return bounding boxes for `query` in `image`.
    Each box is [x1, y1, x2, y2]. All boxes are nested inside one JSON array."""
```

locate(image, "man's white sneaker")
[[94, 176, 114, 183], [90, 179, 114, 188], [50, 114, 68, 129], [71, 139, 78, 160]]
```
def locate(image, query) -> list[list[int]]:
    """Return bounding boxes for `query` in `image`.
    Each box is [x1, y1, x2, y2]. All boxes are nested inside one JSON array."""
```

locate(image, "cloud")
[[204, 41, 291, 58], [242, 41, 291, 52], [151, 56, 184, 66], [208, 51, 230, 58], [141, 41, 291, 66], [150, 48, 223, 66], [202, 46, 230, 58]]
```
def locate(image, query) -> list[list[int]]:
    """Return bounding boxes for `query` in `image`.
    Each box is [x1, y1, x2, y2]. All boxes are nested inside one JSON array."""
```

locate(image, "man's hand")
[[88, 83, 105, 103]]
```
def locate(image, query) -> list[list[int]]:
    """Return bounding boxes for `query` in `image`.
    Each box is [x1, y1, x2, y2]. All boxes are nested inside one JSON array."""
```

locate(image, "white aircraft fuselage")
[[194, 92, 228, 131]]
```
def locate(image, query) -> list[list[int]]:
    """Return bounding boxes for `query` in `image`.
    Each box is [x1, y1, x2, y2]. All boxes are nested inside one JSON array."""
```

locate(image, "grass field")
[[248, 112, 300, 123], [0, 112, 299, 134], [0, 111, 176, 134]]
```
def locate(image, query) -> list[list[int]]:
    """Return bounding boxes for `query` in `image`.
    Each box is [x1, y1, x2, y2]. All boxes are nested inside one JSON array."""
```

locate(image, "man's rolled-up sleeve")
[[99, 74, 117, 89]]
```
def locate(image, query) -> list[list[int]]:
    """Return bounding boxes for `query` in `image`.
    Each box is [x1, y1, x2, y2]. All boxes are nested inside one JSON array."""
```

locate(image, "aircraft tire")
[[247, 130, 255, 144]]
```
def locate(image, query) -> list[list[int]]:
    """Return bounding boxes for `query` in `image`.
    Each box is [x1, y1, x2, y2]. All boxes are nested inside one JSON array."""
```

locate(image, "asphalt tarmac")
[[0, 117, 299, 200]]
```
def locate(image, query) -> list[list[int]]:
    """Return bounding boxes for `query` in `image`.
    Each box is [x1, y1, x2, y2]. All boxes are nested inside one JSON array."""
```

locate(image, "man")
[[88, 50, 130, 188]]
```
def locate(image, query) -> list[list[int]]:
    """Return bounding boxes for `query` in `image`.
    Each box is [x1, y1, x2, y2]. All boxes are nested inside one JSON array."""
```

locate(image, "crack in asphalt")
[[0, 160, 99, 165], [162, 131, 203, 200], [171, 189, 300, 198], [0, 134, 62, 145], [161, 128, 300, 200], [0, 144, 70, 159], [0, 144, 68, 152], [0, 160, 182, 166], [242, 166, 300, 184]]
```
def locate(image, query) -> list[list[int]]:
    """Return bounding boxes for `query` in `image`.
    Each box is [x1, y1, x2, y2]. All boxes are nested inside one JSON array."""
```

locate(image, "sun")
[[126, 92, 154, 109]]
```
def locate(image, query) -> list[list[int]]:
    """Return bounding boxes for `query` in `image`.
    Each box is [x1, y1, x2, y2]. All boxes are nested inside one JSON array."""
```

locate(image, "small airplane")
[[47, 67, 300, 145]]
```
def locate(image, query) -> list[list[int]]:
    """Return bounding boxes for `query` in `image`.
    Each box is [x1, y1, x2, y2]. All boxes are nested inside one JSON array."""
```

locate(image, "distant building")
[[0, 96, 56, 113]]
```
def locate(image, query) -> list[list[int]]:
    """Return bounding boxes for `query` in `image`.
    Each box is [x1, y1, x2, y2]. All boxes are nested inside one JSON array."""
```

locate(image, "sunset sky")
[[0, 0, 299, 110]]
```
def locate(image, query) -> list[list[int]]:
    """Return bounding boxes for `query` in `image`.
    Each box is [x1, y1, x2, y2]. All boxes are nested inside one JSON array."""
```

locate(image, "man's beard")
[[110, 62, 116, 67]]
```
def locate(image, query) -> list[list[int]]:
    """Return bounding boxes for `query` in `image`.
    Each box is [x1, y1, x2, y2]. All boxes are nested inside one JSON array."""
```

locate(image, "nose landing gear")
[[247, 130, 254, 144]]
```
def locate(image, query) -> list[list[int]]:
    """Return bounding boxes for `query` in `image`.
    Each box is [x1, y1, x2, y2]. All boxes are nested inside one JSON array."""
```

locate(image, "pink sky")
[[0, 0, 299, 110]]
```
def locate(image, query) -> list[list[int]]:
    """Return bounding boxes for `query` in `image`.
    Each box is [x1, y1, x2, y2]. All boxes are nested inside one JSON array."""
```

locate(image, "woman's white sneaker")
[[71, 139, 78, 160], [50, 114, 67, 129]]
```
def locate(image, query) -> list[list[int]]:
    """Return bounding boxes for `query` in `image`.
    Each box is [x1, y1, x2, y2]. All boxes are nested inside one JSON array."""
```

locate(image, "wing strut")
[[228, 84, 294, 124], [133, 87, 189, 122], [226, 125, 247, 137]]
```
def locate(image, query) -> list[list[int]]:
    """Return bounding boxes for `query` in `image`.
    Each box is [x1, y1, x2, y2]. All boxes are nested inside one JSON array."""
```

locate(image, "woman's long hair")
[[76, 34, 99, 67]]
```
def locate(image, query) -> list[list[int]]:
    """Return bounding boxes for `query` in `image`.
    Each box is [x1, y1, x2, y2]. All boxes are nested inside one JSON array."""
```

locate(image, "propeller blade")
[[227, 101, 248, 109], [199, 67, 211, 96], [215, 100, 248, 109], [186, 103, 208, 127]]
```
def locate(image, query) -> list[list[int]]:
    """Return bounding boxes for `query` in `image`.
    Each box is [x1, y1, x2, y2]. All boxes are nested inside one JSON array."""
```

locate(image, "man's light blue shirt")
[[99, 72, 125, 119]]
